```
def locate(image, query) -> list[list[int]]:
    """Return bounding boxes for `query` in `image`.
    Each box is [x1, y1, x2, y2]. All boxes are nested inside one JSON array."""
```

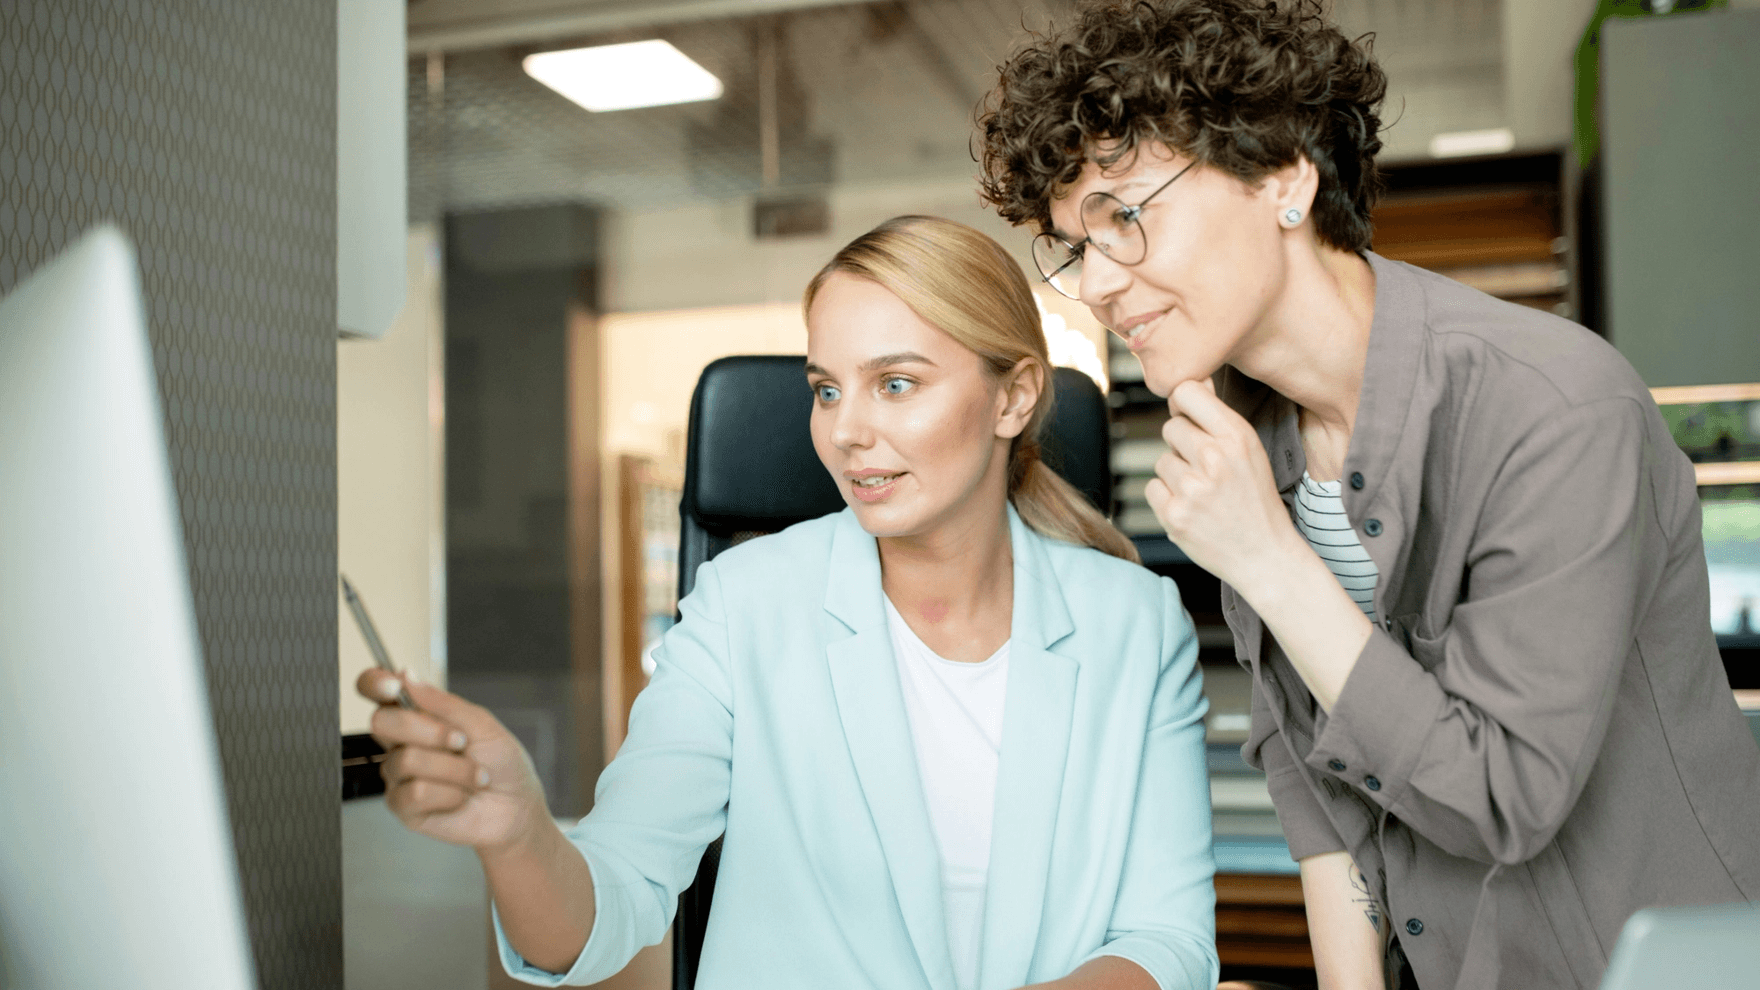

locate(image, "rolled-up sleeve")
[[1231, 579, 1347, 863], [1249, 682, 1348, 863], [1084, 579, 1222, 990], [495, 559, 736, 986], [1310, 397, 1656, 866]]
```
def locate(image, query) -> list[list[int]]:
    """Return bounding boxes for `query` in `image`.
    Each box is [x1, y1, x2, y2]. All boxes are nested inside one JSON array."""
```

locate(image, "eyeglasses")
[[1032, 160, 1198, 300]]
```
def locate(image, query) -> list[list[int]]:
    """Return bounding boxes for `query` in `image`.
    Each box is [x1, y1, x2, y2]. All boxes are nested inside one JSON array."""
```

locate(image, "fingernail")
[[403, 668, 422, 685], [476, 767, 491, 788], [448, 730, 468, 751]]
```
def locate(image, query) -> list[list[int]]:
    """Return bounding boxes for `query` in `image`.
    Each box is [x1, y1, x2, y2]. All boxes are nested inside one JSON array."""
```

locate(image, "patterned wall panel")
[[0, 1, 342, 987]]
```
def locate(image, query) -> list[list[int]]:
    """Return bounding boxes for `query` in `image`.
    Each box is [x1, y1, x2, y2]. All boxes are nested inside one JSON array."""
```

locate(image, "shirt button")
[[1365, 775, 1382, 791], [1327, 759, 1346, 772], [1364, 518, 1383, 536], [1383, 616, 1394, 631], [1406, 918, 1424, 936], [1350, 472, 1365, 490]]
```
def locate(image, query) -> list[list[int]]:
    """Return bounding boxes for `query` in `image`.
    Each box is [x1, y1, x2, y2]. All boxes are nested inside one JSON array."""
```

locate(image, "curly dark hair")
[[978, 0, 1388, 253]]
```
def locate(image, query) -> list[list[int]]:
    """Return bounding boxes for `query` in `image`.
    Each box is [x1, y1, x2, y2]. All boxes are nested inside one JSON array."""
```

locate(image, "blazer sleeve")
[[1309, 396, 1661, 866], [495, 559, 736, 986], [1083, 577, 1222, 990]]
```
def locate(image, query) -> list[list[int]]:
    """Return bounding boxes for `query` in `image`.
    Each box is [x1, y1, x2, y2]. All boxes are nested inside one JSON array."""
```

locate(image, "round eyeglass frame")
[[1032, 160, 1198, 300]]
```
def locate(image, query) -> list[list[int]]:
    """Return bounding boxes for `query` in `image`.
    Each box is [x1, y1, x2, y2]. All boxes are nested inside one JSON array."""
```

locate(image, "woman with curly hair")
[[980, 2, 1760, 989]]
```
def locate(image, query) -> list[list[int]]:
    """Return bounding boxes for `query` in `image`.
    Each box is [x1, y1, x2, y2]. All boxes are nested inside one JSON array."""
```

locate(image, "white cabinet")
[[337, 0, 407, 339]]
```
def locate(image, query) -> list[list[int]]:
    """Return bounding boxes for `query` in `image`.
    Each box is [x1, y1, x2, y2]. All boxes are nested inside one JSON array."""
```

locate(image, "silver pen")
[[340, 574, 418, 710]]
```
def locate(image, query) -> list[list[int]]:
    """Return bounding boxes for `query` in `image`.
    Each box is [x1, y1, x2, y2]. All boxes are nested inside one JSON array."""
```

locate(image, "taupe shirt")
[[1222, 253, 1760, 990]]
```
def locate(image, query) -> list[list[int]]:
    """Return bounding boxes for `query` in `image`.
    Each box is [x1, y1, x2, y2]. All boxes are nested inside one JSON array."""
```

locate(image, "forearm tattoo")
[[1349, 864, 1382, 933]]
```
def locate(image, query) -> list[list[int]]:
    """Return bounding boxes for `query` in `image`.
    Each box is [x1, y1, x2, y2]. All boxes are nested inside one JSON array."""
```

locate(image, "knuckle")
[[404, 713, 443, 749], [382, 751, 414, 787], [406, 780, 436, 807], [392, 746, 423, 777]]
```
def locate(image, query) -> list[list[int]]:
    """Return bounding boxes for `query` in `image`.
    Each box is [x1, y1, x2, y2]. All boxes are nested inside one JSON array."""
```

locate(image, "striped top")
[[1294, 472, 1379, 621]]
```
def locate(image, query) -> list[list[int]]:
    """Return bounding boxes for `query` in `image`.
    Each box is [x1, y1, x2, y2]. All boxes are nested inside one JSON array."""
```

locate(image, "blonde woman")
[[360, 216, 1220, 990]]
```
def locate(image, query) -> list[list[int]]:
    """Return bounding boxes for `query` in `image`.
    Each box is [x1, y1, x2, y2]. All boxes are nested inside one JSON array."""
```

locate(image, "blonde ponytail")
[[806, 215, 1139, 564], [1010, 435, 1141, 564]]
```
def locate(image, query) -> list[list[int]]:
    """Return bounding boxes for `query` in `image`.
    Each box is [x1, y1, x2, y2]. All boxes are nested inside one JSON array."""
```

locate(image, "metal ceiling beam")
[[408, 0, 880, 55]]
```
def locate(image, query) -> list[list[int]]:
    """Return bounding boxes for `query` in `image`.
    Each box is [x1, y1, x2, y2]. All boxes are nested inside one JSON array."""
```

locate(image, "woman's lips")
[[1117, 310, 1166, 353], [849, 472, 904, 503]]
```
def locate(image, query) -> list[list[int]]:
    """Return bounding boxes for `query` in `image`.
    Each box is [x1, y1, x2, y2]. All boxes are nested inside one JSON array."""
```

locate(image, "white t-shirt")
[[1294, 471, 1380, 622], [884, 596, 1010, 990]]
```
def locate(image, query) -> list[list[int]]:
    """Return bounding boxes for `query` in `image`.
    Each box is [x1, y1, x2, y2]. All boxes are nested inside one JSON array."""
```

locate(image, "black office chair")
[[668, 355, 1112, 990]]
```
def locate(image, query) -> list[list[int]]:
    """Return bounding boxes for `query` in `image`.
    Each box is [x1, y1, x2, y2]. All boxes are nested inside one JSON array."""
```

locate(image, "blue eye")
[[882, 377, 914, 395], [815, 383, 840, 402]]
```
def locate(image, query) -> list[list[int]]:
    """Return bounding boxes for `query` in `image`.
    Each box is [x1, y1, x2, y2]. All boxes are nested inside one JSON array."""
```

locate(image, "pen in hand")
[[340, 573, 419, 710]]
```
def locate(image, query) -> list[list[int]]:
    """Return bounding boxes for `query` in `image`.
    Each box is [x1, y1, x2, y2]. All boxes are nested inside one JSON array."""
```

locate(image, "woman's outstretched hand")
[[361, 671, 599, 973], [1144, 378, 1302, 592], [357, 669, 550, 854]]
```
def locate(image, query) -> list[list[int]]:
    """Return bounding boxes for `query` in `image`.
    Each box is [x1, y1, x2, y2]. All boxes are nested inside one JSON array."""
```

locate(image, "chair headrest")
[[1040, 366, 1111, 517], [681, 355, 1111, 533], [682, 356, 843, 532]]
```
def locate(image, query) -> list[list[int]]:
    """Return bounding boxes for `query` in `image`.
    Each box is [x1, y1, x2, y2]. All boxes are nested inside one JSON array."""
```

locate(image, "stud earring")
[[1282, 207, 1304, 226]]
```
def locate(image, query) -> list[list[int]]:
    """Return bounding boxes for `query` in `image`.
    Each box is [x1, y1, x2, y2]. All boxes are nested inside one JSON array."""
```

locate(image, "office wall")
[[0, 2, 342, 987], [338, 225, 446, 735], [601, 177, 1020, 313]]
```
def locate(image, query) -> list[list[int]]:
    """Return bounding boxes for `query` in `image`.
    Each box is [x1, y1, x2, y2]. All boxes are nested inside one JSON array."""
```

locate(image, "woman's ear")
[[995, 357, 1044, 440], [1266, 155, 1321, 230]]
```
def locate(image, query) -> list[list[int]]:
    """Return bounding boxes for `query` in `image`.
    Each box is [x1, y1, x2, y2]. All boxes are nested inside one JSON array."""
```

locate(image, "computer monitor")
[[0, 227, 255, 988], [1704, 484, 1760, 640], [1598, 902, 1760, 989]]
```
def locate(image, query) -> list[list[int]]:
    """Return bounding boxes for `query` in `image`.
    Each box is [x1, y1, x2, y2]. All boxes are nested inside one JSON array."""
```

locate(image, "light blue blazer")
[[498, 506, 1219, 989]]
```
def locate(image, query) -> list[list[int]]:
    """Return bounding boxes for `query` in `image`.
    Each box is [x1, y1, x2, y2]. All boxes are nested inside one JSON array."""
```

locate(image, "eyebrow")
[[804, 352, 937, 378]]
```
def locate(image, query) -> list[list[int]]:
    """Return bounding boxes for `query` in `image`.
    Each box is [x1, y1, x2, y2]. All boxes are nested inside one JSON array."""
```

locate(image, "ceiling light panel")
[[523, 40, 723, 113]]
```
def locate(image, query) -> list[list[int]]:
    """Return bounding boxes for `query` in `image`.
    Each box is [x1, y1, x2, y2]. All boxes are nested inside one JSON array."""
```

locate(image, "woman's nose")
[[1079, 248, 1131, 311], [827, 396, 873, 451]]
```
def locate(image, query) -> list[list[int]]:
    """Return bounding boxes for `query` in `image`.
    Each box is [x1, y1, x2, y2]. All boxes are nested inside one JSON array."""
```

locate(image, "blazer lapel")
[[977, 509, 1078, 990], [823, 510, 958, 990]]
